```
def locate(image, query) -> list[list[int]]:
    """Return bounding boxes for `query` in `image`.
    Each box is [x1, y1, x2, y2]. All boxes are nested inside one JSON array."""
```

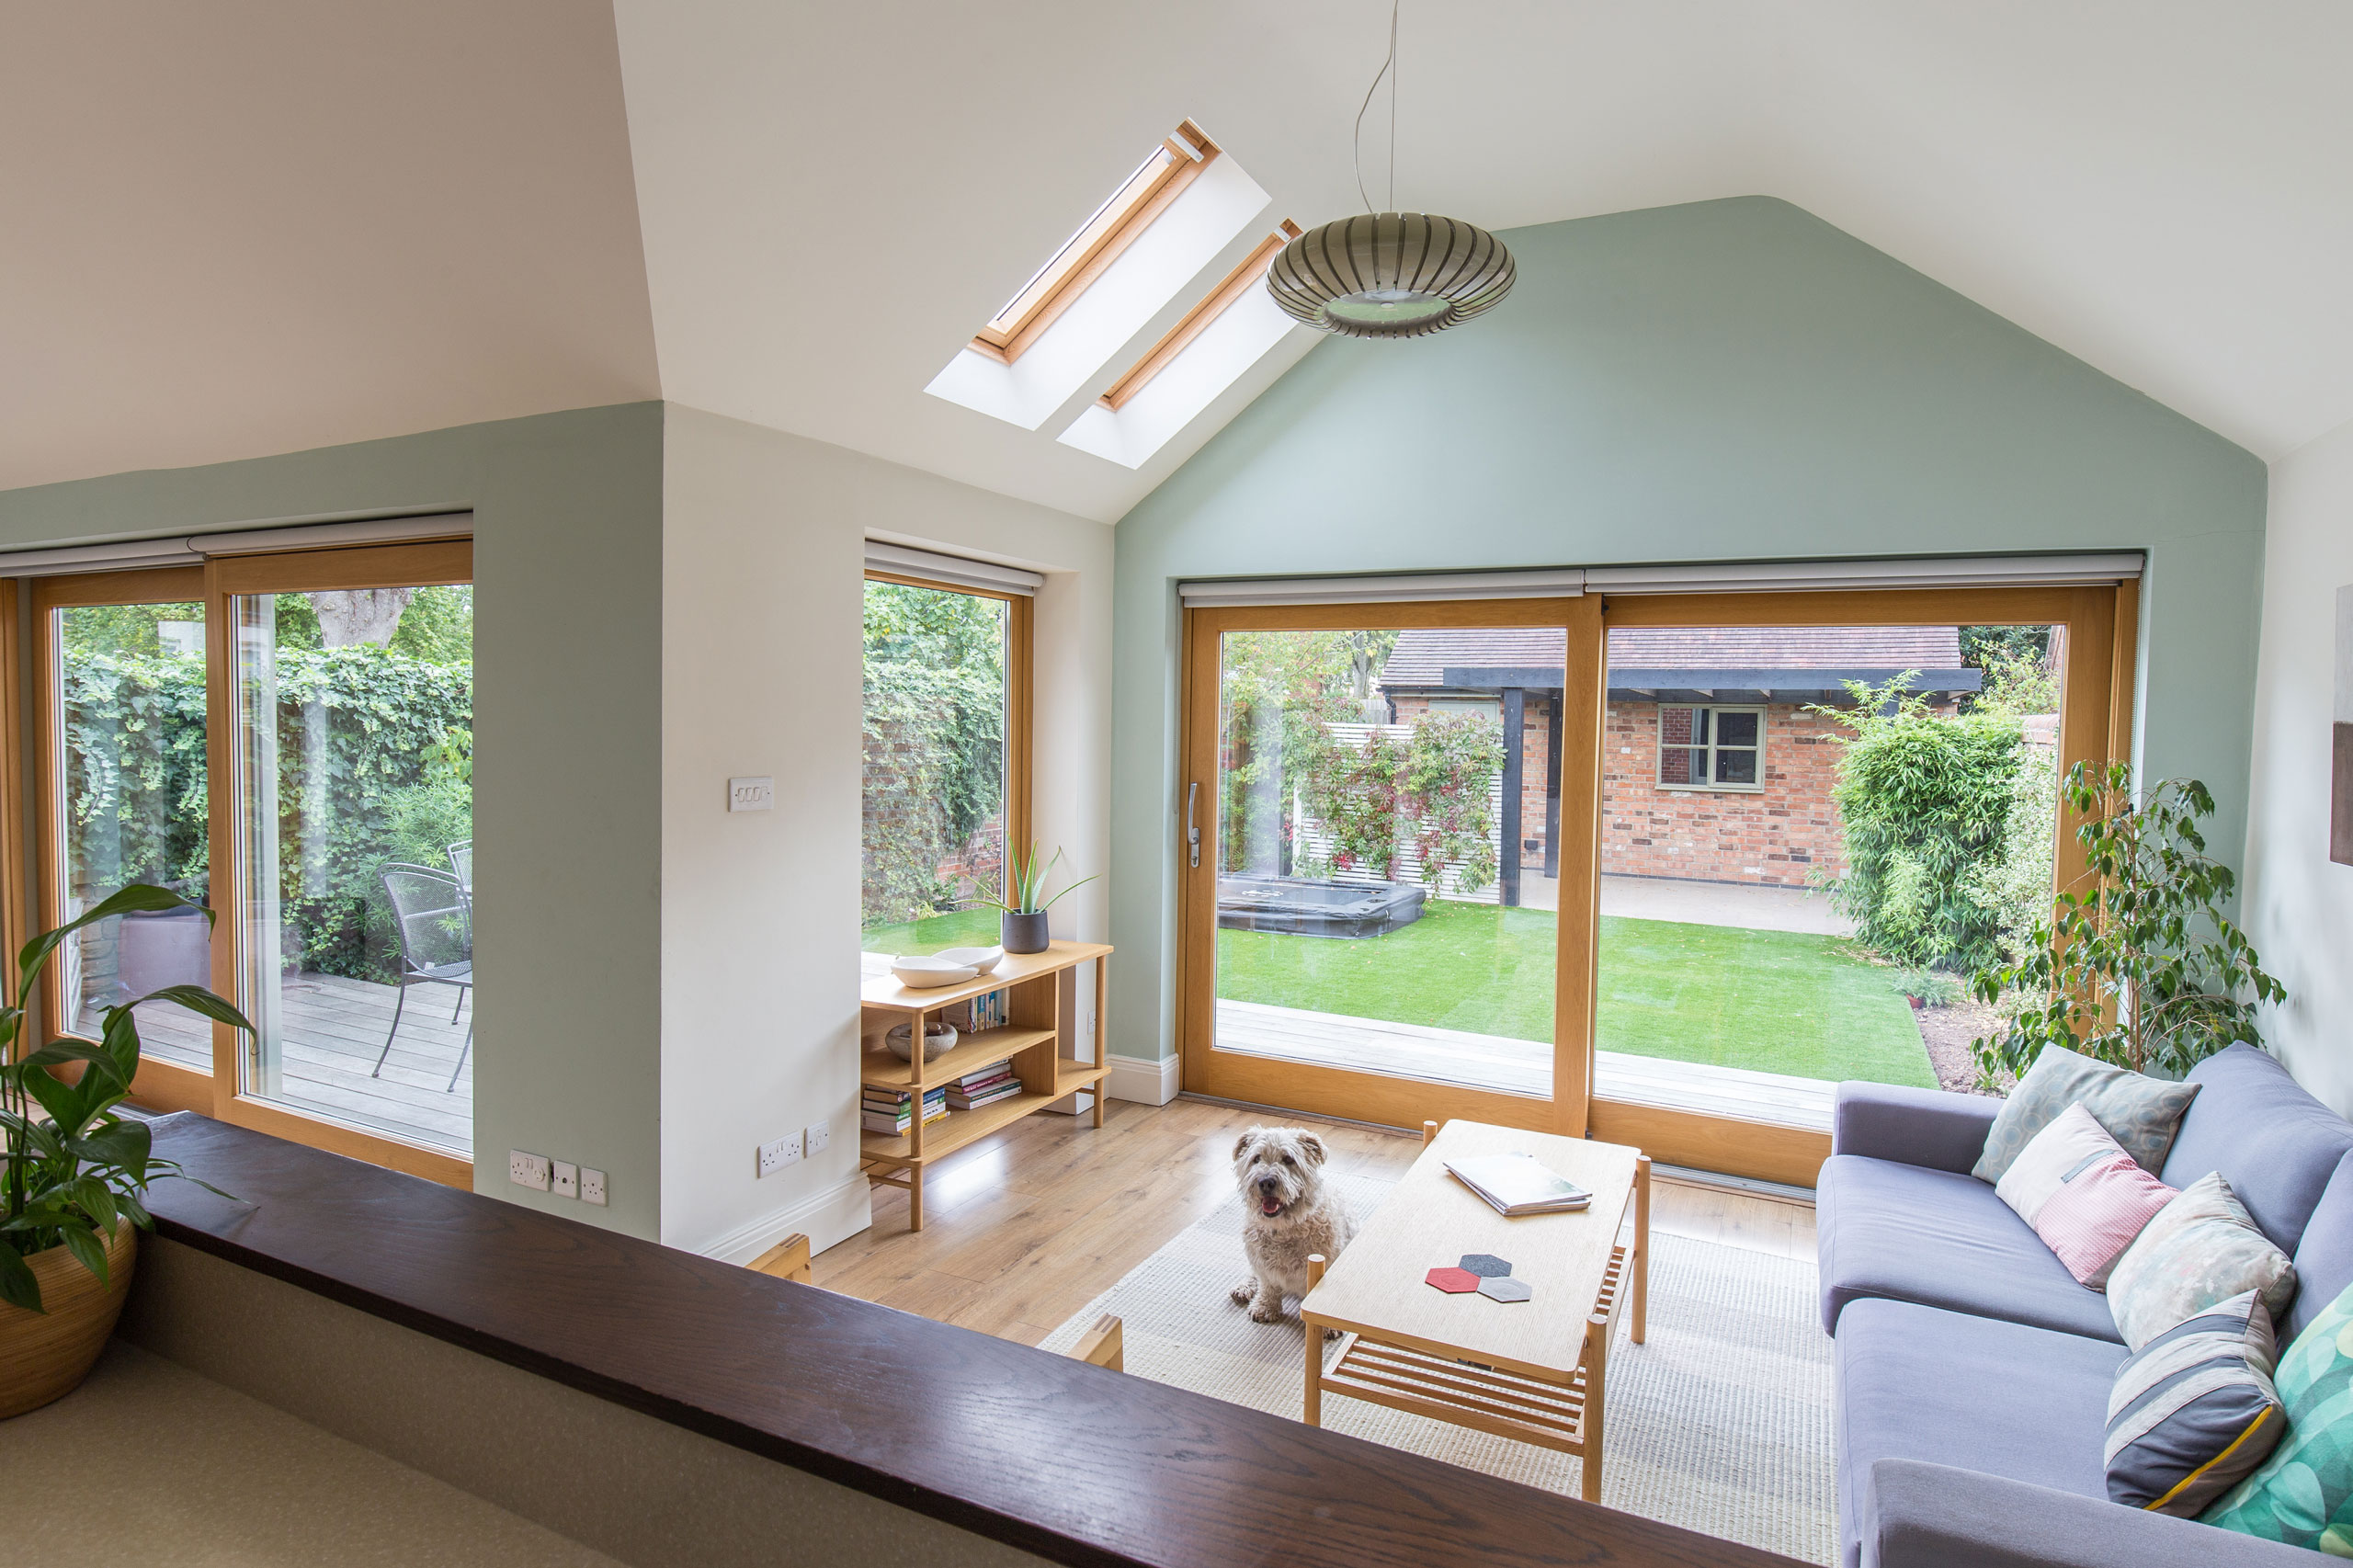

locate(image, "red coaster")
[[1425, 1266, 1481, 1294]]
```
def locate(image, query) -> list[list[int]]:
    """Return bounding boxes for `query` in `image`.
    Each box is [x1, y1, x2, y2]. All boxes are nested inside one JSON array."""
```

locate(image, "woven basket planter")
[[0, 1221, 136, 1419]]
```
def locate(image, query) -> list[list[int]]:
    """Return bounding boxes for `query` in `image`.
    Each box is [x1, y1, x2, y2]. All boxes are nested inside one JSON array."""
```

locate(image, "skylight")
[[969, 119, 1220, 366], [1097, 220, 1302, 412]]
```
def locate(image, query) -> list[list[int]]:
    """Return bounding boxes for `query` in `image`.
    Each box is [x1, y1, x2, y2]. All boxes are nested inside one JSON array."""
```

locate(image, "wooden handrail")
[[139, 1114, 1797, 1568]]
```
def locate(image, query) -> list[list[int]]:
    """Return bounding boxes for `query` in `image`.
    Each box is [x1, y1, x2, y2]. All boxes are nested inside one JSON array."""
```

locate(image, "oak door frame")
[[1176, 596, 1603, 1137], [199, 540, 475, 1187], [1590, 583, 2133, 1185]]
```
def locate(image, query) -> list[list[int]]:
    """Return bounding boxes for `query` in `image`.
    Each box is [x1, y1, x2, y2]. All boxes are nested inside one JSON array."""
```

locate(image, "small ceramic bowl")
[[891, 956, 978, 989], [885, 1020, 959, 1062], [933, 945, 1005, 973]]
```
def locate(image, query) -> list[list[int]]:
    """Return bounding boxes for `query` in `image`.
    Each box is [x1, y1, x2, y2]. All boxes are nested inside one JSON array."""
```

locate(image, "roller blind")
[[0, 511, 473, 577], [864, 541, 1042, 596], [1178, 553, 2142, 606]]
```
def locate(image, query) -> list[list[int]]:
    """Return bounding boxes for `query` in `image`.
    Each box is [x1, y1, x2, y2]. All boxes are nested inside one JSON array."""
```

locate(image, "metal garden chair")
[[374, 863, 474, 1093]]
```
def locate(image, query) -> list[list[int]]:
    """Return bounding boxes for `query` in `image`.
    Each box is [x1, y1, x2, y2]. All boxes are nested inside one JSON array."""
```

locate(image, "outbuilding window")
[[1657, 705, 1763, 790]]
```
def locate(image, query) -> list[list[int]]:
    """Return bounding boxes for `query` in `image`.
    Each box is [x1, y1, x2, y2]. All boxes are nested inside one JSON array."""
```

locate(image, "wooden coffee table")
[[1299, 1119, 1649, 1502]]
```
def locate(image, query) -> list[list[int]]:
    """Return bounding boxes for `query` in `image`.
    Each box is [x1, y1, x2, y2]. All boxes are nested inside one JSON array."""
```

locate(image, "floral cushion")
[[1972, 1041, 2201, 1185], [2109, 1172, 2298, 1350], [2204, 1281, 2353, 1549]]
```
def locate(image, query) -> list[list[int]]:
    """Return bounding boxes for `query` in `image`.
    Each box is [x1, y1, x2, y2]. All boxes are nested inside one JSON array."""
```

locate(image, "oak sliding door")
[[32, 541, 475, 1187], [1178, 597, 1604, 1136]]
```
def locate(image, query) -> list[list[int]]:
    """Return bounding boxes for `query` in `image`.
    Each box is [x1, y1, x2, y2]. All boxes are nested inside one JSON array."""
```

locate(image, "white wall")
[[658, 406, 1114, 1262], [2245, 414, 2353, 1114]]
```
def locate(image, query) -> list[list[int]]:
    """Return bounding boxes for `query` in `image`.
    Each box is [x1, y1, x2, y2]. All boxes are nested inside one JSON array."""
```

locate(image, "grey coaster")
[[1460, 1253, 1513, 1278], [1477, 1276, 1533, 1303]]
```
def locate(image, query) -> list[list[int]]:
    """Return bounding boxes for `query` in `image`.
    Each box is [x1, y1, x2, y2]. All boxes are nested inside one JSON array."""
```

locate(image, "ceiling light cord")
[[1353, 0, 1401, 215]]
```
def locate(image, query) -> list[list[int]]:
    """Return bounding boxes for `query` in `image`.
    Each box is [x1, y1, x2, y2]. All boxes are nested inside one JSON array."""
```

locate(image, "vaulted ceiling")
[[6, 3, 2350, 520]]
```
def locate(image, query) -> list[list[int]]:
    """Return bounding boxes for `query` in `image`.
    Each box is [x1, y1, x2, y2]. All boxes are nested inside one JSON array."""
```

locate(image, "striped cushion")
[[2107, 1290, 2285, 1516], [2035, 1148, 2178, 1290]]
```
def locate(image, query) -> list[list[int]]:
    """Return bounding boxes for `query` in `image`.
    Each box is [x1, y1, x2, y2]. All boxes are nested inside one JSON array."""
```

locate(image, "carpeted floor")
[[1040, 1172, 1836, 1565]]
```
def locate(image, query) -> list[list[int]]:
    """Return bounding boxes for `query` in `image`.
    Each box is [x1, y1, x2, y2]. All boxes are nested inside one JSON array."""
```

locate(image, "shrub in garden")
[[1402, 710, 1502, 893], [861, 582, 1006, 926], [1297, 727, 1404, 879], [1817, 676, 2025, 973]]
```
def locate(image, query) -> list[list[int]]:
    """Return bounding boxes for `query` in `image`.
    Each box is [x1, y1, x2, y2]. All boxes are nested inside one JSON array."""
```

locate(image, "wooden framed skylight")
[[970, 119, 1221, 366], [1098, 219, 1302, 412]]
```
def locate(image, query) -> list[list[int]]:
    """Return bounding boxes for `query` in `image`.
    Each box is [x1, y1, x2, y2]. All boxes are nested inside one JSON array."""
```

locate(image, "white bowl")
[[934, 945, 1005, 973], [891, 956, 977, 989], [885, 1021, 959, 1062]]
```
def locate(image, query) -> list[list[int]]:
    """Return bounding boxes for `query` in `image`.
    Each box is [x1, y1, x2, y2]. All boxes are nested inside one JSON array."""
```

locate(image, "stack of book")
[[947, 1064, 1021, 1111], [1443, 1152, 1592, 1216], [862, 1084, 948, 1136]]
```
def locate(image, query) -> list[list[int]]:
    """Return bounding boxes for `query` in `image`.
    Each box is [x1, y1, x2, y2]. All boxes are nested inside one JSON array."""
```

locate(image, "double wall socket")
[[757, 1133, 801, 1178], [511, 1150, 607, 1206]]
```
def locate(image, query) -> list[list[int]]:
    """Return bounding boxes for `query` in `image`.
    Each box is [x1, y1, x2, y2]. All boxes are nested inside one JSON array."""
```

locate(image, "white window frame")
[[1656, 704, 1765, 793]]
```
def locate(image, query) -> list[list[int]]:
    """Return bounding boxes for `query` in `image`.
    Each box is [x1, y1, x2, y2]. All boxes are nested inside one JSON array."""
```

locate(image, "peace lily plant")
[[3, 885, 254, 1316]]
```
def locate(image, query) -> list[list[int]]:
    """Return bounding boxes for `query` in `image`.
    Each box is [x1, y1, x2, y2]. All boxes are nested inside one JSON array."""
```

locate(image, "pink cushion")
[[2033, 1149, 2177, 1289]]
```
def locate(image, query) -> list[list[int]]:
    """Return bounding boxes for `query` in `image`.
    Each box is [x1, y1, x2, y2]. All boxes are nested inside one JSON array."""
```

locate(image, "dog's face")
[[1233, 1126, 1329, 1221]]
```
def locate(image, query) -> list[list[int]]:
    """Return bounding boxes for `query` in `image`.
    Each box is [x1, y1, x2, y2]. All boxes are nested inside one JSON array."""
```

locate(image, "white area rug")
[[1040, 1173, 1835, 1565]]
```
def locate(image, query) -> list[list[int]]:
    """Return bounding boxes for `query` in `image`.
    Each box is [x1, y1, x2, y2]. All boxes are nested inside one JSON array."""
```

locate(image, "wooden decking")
[[1213, 998, 1835, 1131], [111, 971, 472, 1154]]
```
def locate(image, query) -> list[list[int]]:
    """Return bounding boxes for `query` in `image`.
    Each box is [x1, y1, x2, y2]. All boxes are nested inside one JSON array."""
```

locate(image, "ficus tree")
[[1971, 762, 2284, 1080]]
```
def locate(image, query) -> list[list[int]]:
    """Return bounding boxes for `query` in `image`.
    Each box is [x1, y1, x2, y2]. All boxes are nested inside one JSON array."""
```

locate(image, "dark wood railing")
[[142, 1113, 1798, 1568]]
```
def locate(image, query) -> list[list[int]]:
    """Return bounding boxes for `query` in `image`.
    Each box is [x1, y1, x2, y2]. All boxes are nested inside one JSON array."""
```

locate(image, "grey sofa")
[[1820, 1044, 2353, 1568]]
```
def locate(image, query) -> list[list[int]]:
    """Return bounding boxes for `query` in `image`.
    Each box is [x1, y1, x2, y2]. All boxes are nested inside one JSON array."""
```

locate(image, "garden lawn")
[[1215, 899, 1936, 1089], [861, 905, 1000, 957]]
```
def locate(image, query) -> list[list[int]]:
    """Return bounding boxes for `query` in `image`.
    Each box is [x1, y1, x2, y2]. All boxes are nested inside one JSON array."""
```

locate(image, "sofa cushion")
[[1837, 1298, 2123, 1567], [2109, 1173, 2298, 1350], [1999, 1101, 2178, 1288], [2203, 1278, 2353, 1550], [1973, 1041, 2200, 1185], [1819, 1153, 2121, 1340], [2161, 1043, 2353, 1256], [2288, 1153, 2353, 1342], [2106, 1290, 2283, 1516]]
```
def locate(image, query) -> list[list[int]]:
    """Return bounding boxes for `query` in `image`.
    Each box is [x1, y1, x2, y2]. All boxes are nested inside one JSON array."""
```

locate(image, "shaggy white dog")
[[1227, 1126, 1357, 1332]]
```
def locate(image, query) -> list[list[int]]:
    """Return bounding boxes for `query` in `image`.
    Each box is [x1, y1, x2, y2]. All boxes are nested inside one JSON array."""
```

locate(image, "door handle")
[[1186, 781, 1200, 869]]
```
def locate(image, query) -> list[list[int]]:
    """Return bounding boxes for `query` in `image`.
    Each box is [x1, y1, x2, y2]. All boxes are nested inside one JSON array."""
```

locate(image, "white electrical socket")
[[580, 1167, 608, 1206], [805, 1119, 830, 1156], [508, 1151, 552, 1192], [756, 1133, 801, 1178], [551, 1160, 579, 1199]]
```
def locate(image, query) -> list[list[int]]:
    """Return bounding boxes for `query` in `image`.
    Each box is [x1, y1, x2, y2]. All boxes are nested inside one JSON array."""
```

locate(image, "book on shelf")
[[947, 1074, 1022, 1110], [943, 988, 1009, 1032], [1443, 1152, 1592, 1216], [862, 1084, 948, 1135]]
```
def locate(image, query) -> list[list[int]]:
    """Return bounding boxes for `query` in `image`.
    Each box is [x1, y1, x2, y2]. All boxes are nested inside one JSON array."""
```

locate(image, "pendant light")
[[1266, 1, 1515, 339]]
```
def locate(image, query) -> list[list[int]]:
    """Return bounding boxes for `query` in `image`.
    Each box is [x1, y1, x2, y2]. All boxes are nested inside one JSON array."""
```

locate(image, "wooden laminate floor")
[[814, 1095, 1814, 1345]]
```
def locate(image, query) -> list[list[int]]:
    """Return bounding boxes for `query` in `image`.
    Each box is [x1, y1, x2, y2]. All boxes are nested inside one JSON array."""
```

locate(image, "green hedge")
[[63, 648, 472, 983]]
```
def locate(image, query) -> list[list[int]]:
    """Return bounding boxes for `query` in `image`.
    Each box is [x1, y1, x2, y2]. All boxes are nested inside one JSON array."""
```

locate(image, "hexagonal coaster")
[[1459, 1253, 1513, 1278], [1425, 1267, 1481, 1294], [1478, 1276, 1534, 1303]]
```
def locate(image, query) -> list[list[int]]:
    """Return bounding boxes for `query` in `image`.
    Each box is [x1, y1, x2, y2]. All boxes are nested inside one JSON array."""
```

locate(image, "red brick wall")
[[1602, 700, 1850, 885]]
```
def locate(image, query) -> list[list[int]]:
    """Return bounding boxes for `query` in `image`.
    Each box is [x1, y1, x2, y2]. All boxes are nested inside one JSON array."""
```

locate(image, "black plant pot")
[[1001, 910, 1050, 955]]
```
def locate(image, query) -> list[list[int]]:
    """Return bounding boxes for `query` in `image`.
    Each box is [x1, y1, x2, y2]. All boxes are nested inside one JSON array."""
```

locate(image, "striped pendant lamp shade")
[[1265, 211, 1515, 339]]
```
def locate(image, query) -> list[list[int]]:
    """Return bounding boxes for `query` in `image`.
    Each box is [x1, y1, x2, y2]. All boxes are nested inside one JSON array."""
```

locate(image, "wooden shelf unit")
[[859, 940, 1111, 1231]]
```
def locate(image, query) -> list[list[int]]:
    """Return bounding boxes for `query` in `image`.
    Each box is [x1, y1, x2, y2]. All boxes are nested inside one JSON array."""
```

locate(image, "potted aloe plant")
[[987, 846, 1095, 955], [2, 885, 253, 1418]]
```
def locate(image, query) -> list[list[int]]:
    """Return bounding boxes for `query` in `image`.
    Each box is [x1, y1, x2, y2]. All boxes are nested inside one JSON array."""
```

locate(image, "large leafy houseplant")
[[3, 884, 254, 1314], [1972, 763, 2283, 1081]]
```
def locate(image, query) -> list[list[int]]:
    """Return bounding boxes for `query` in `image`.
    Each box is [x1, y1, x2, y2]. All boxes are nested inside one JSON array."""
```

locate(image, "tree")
[[308, 588, 415, 648]]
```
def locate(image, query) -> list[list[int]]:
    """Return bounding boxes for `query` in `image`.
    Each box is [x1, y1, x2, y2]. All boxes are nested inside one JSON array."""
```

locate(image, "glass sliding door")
[[222, 556, 474, 1160], [1180, 598, 1601, 1134], [1588, 587, 2127, 1184], [38, 574, 215, 1084]]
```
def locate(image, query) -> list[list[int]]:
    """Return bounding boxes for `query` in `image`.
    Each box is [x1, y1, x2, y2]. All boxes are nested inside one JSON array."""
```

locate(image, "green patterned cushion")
[[1972, 1042, 2201, 1185], [2109, 1173, 2297, 1349], [2204, 1281, 2353, 1551]]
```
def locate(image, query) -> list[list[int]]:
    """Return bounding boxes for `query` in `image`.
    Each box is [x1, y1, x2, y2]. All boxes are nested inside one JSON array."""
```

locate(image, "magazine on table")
[[1444, 1152, 1592, 1216]]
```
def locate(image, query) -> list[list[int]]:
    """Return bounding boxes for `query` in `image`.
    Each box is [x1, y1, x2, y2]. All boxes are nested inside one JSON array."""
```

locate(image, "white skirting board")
[[692, 1171, 872, 1266], [1107, 1051, 1180, 1107]]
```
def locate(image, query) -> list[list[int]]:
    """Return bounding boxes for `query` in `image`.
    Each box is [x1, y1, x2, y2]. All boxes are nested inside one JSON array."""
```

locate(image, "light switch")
[[728, 777, 774, 812]]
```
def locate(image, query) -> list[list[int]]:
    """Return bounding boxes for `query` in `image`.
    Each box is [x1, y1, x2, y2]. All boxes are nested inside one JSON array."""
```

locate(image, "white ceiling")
[[9, 3, 2353, 519]]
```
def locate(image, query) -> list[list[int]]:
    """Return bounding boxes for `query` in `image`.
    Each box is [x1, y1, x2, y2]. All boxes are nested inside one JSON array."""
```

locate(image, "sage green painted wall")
[[0, 404, 666, 1235], [1110, 196, 2268, 1064]]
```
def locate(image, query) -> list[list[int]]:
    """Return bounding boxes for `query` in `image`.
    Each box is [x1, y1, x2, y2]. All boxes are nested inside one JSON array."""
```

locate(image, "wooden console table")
[[859, 940, 1111, 1231]]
